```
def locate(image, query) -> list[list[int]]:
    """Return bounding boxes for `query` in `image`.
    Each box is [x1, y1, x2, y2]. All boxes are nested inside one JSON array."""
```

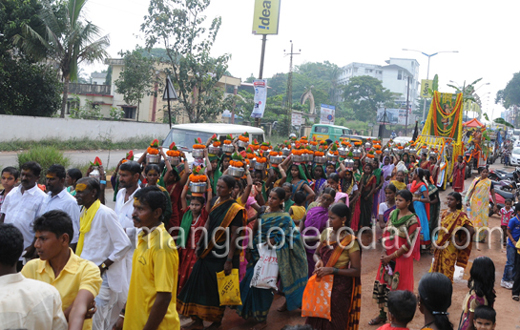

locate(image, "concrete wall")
[[0, 115, 171, 142]]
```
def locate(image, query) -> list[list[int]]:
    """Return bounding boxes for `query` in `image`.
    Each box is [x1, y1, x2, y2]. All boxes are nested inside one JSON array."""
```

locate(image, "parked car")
[[510, 147, 520, 166]]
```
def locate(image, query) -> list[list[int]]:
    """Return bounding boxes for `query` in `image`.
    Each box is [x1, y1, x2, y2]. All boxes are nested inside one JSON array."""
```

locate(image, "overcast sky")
[[82, 0, 520, 120]]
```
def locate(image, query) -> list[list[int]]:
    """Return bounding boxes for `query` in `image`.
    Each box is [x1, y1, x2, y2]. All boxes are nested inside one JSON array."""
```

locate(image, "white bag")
[[250, 243, 279, 290], [396, 161, 408, 173]]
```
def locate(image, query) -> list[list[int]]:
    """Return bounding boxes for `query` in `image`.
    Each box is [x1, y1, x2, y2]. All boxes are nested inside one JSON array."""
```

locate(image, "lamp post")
[[402, 48, 458, 121]]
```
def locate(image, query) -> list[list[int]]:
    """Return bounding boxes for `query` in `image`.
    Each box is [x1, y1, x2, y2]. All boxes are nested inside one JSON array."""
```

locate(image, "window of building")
[[353, 68, 358, 73], [367, 69, 373, 73], [122, 106, 136, 119], [66, 99, 79, 115], [397, 70, 403, 80]]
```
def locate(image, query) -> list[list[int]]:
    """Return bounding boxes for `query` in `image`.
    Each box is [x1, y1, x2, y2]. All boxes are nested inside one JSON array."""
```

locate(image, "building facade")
[[66, 59, 241, 123], [337, 58, 420, 111]]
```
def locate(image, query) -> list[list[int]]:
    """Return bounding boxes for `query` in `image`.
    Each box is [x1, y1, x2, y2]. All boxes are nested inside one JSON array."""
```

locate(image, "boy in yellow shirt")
[[113, 186, 180, 330]]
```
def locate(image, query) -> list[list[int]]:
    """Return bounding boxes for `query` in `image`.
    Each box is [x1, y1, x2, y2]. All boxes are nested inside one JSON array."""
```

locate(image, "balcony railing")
[[69, 83, 111, 96]]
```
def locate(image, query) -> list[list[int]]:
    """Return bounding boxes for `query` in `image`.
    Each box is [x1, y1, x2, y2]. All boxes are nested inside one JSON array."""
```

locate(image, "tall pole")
[[255, 35, 267, 128], [405, 75, 410, 135], [284, 41, 300, 135], [421, 56, 431, 121], [166, 77, 172, 129], [402, 49, 458, 121]]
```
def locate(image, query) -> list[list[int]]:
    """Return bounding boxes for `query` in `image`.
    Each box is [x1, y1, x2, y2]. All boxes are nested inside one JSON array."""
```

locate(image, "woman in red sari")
[[450, 155, 466, 193], [369, 189, 420, 326], [177, 179, 212, 293]]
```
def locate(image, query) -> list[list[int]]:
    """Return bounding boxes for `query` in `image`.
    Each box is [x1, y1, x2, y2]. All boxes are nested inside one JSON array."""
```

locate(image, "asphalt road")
[[0, 149, 142, 169]]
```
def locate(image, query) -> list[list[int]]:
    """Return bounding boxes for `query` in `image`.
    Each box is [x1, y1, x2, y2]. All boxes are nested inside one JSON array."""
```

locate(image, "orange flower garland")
[[230, 160, 244, 167]]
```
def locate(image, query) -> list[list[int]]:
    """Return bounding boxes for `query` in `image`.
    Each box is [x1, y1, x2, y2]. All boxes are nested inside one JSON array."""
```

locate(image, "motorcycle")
[[501, 148, 511, 165], [488, 167, 520, 182]]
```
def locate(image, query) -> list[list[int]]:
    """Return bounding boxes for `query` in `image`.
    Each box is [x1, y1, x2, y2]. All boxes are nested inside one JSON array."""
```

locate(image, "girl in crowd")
[[401, 152, 411, 169], [162, 154, 190, 231], [465, 167, 498, 242], [327, 173, 348, 205], [312, 164, 327, 195], [425, 169, 441, 239], [359, 163, 377, 229], [377, 156, 396, 207], [305, 203, 362, 330], [459, 256, 496, 330], [450, 155, 466, 193], [371, 158, 383, 220], [409, 168, 431, 250], [408, 154, 417, 172], [370, 190, 420, 326], [377, 184, 396, 230], [300, 188, 336, 277], [430, 192, 474, 282], [340, 168, 359, 207], [390, 170, 407, 191], [177, 178, 212, 292], [238, 187, 308, 329], [144, 163, 173, 226], [418, 272, 454, 330], [178, 175, 246, 330], [287, 164, 315, 204], [65, 168, 83, 196]]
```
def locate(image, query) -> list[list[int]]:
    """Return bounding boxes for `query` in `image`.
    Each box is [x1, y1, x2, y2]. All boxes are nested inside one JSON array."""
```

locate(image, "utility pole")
[[284, 41, 300, 135], [254, 34, 268, 128], [405, 76, 410, 135]]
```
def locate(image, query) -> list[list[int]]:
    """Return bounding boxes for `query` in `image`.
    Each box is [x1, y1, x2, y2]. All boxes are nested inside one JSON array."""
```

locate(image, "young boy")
[[0, 167, 19, 211], [289, 191, 306, 226], [376, 290, 416, 330], [500, 199, 514, 249], [502, 203, 520, 289], [473, 305, 496, 329], [513, 238, 520, 301]]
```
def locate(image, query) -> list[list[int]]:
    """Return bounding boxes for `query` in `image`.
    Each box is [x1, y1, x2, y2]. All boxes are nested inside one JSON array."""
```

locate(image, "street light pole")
[[402, 48, 458, 121]]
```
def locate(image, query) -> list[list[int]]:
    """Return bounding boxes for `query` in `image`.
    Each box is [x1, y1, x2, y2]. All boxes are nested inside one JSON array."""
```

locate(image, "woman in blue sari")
[[238, 187, 308, 329], [178, 175, 246, 330]]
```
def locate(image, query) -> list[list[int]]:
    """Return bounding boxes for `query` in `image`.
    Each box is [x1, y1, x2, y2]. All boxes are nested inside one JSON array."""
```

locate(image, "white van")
[[162, 123, 265, 150]]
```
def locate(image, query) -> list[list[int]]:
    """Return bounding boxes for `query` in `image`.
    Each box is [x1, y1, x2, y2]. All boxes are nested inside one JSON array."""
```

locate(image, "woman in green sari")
[[207, 153, 222, 193], [238, 187, 308, 330], [177, 175, 246, 330]]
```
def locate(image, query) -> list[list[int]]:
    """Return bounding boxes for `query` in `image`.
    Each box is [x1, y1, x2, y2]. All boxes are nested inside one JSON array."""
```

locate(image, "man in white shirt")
[[0, 223, 67, 330], [75, 177, 132, 330], [40, 164, 81, 250], [114, 160, 141, 241], [0, 161, 47, 270]]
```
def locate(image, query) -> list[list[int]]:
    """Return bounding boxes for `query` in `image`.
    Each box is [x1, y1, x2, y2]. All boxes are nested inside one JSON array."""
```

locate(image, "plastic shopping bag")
[[216, 269, 242, 306], [250, 243, 279, 290], [301, 273, 334, 321]]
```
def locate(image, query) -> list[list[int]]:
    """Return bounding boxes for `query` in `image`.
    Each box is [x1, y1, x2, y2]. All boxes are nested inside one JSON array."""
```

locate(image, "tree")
[[141, 0, 231, 123], [342, 75, 396, 122], [15, 0, 109, 117], [114, 48, 156, 121], [0, 55, 62, 116], [0, 0, 61, 116], [496, 72, 520, 109]]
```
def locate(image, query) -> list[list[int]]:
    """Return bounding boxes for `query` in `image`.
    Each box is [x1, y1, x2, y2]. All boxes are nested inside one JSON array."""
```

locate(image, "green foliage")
[[109, 107, 125, 120], [14, 0, 110, 117], [114, 48, 156, 121], [69, 100, 103, 120], [496, 72, 520, 109], [17, 147, 71, 183], [342, 75, 396, 122], [494, 117, 515, 128], [141, 0, 231, 123], [0, 136, 155, 152], [0, 55, 62, 116], [104, 66, 112, 85]]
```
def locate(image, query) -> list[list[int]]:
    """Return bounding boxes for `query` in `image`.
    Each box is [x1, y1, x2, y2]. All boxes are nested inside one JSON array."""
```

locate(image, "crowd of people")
[[0, 134, 519, 330]]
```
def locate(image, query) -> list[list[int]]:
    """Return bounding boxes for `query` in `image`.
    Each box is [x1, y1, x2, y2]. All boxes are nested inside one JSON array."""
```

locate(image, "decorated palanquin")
[[415, 91, 465, 189]]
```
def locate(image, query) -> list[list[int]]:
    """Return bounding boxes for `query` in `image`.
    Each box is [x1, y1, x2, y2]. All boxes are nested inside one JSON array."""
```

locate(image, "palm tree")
[[15, 0, 109, 117]]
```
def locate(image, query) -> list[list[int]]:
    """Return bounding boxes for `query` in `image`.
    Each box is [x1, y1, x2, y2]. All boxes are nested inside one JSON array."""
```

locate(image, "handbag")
[[250, 243, 279, 290], [216, 269, 242, 306]]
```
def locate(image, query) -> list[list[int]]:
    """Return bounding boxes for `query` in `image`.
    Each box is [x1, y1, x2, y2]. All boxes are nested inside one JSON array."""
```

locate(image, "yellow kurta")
[[22, 249, 102, 330], [123, 223, 180, 330]]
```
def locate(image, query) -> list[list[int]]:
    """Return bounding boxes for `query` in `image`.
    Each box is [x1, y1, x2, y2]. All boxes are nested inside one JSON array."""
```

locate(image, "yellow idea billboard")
[[252, 0, 281, 35]]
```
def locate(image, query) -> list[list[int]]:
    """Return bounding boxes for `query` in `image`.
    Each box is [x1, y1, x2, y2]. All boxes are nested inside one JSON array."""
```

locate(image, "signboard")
[[292, 112, 303, 126], [252, 0, 281, 35], [420, 79, 433, 98], [162, 76, 178, 100], [377, 108, 415, 126], [251, 79, 268, 118], [320, 104, 335, 124]]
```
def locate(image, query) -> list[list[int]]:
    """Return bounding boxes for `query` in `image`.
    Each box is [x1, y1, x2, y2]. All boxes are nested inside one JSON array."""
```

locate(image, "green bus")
[[309, 124, 352, 142]]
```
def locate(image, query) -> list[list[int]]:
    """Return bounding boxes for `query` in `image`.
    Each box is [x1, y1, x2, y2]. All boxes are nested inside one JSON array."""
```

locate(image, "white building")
[[338, 58, 420, 111]]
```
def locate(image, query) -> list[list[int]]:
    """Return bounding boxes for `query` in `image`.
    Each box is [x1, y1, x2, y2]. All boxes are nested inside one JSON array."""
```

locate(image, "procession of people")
[[1, 132, 519, 330]]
